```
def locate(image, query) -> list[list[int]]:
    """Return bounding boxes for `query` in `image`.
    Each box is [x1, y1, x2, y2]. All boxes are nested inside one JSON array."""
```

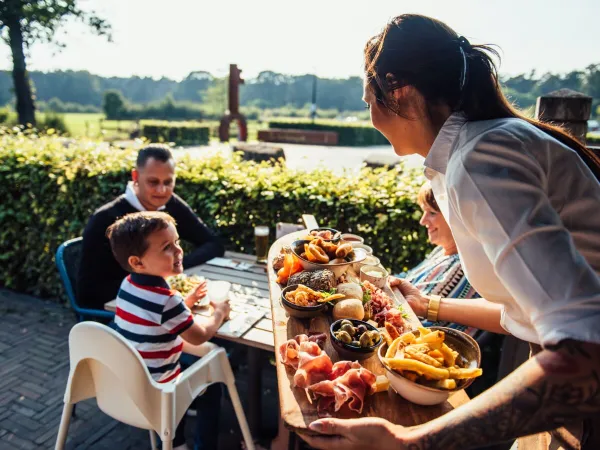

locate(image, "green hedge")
[[0, 128, 430, 300], [268, 120, 390, 146], [140, 120, 210, 146]]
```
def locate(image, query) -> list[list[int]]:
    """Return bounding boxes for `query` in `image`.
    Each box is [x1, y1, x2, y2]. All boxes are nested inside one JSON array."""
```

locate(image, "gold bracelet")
[[426, 295, 442, 322]]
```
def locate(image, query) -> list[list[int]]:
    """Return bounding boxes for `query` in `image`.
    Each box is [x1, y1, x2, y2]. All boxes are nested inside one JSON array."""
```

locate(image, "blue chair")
[[55, 237, 115, 322]]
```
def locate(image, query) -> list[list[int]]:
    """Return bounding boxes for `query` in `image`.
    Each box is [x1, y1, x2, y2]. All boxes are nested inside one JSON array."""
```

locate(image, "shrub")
[[140, 121, 211, 146], [0, 129, 430, 300], [0, 107, 9, 123], [37, 112, 69, 134], [268, 119, 389, 146]]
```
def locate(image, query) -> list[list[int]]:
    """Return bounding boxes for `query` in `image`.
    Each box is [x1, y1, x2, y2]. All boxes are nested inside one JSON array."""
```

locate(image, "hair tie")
[[457, 36, 471, 92], [457, 36, 471, 50]]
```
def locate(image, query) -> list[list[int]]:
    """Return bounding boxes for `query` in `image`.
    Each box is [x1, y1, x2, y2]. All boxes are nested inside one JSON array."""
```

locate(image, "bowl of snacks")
[[305, 228, 341, 243], [281, 284, 344, 319], [330, 319, 383, 361], [360, 265, 389, 289], [291, 239, 367, 278], [378, 326, 482, 405]]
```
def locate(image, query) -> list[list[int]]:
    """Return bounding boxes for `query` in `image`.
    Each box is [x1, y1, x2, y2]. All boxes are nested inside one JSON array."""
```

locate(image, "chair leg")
[[161, 438, 173, 450], [226, 379, 255, 450], [148, 430, 158, 450], [55, 402, 74, 450]]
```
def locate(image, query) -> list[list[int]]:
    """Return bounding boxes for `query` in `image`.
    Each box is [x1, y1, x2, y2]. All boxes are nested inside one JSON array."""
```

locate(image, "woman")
[[400, 182, 480, 334], [301, 14, 600, 450]]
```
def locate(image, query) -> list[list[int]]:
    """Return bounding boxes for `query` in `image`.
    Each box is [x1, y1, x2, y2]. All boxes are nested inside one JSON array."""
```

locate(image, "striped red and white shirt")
[[114, 273, 194, 383]]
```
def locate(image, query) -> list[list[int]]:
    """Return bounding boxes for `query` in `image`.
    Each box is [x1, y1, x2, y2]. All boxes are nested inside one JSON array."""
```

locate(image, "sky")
[[1, 0, 598, 81]]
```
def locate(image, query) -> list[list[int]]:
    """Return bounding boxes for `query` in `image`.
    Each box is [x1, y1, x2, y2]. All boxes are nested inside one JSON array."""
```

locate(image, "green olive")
[[351, 340, 360, 347], [340, 319, 353, 328], [359, 332, 373, 347], [368, 330, 381, 343], [335, 331, 352, 344], [340, 323, 356, 337]]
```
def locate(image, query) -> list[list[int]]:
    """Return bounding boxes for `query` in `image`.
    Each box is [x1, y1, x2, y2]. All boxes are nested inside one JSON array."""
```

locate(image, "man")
[[77, 144, 225, 310]]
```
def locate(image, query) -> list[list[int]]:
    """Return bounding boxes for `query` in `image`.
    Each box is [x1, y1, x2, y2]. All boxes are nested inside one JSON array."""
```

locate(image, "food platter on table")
[[269, 228, 483, 419]]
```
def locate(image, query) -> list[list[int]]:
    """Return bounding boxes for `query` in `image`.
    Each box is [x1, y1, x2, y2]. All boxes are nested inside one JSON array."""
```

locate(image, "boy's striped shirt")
[[114, 273, 193, 383]]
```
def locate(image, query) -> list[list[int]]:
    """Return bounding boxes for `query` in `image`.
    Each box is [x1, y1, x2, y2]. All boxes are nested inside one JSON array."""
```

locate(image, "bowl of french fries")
[[378, 326, 482, 405]]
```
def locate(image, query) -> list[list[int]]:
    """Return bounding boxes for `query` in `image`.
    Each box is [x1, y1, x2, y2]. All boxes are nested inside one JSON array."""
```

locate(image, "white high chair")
[[55, 322, 255, 450]]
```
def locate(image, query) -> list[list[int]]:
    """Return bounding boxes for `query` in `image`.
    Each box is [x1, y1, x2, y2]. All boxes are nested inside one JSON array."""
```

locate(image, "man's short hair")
[[136, 144, 174, 168], [106, 211, 176, 271]]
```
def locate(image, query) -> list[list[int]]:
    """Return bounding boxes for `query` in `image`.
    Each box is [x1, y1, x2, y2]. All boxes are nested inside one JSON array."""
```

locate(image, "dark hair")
[[106, 211, 176, 271], [364, 14, 600, 180], [136, 144, 174, 168], [417, 183, 440, 212]]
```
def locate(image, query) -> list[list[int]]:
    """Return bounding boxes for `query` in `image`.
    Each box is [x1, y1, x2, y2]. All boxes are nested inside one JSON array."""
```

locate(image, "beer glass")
[[254, 226, 269, 263]]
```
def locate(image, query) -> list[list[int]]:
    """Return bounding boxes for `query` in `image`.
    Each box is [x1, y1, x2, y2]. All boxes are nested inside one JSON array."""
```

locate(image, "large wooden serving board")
[[268, 230, 469, 434]]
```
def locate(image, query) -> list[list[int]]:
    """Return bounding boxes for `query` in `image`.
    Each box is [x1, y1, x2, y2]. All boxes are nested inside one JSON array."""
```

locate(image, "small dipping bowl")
[[360, 265, 389, 289], [350, 243, 373, 256], [340, 233, 364, 244]]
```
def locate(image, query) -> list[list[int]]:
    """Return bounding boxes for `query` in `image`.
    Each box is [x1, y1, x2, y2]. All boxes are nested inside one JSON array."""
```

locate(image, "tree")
[[0, 1, 110, 126], [102, 90, 127, 120]]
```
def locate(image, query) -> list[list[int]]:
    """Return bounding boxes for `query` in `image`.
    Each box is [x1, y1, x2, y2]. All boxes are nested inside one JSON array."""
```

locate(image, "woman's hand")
[[389, 276, 429, 317], [298, 417, 422, 450]]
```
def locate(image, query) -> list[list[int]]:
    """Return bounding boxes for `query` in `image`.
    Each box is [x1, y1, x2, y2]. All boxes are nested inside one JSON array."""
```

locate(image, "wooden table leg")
[[247, 346, 262, 437]]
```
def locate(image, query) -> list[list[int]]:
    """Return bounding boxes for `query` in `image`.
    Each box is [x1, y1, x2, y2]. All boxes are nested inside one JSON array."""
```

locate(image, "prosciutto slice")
[[279, 334, 377, 414], [278, 333, 326, 370], [309, 365, 376, 414], [293, 341, 333, 389]]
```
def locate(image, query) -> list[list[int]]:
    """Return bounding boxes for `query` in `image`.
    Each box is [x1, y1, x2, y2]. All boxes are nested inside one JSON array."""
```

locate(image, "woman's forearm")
[[437, 297, 507, 334], [402, 340, 600, 449]]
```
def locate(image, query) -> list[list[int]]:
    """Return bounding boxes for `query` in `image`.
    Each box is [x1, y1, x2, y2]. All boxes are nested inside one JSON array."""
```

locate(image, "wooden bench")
[[258, 128, 338, 146]]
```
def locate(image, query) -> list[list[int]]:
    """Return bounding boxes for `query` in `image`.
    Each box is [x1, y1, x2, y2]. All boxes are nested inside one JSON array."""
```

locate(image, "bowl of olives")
[[330, 319, 382, 361]]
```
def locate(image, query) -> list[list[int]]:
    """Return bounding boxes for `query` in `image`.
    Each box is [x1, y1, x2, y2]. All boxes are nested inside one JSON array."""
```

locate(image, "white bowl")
[[360, 265, 388, 289], [207, 280, 231, 303], [291, 240, 367, 279], [377, 343, 449, 405], [350, 243, 373, 255]]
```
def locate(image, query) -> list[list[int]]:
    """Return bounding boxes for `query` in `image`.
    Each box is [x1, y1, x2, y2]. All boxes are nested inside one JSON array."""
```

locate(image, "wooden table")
[[105, 251, 274, 436], [267, 231, 470, 441]]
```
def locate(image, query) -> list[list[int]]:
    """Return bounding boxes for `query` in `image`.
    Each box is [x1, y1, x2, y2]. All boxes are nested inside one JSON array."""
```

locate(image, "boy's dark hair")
[[106, 211, 176, 272], [136, 144, 173, 168]]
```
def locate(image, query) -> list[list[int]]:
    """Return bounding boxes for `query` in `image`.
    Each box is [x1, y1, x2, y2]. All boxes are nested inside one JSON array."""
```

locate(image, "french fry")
[[400, 333, 417, 345], [405, 344, 430, 354], [418, 326, 431, 336], [415, 330, 445, 348], [431, 379, 457, 390], [384, 358, 450, 380], [448, 367, 483, 379], [440, 343, 458, 367], [428, 349, 443, 359], [405, 347, 443, 368], [380, 329, 394, 347], [385, 337, 403, 359], [385, 322, 401, 340]]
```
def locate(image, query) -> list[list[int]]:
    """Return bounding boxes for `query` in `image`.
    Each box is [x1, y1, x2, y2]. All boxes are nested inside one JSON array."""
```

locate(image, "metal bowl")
[[378, 326, 481, 405], [290, 240, 367, 279]]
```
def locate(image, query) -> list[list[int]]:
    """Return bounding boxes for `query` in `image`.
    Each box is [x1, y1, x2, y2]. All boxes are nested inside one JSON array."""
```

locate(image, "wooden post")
[[535, 88, 592, 144]]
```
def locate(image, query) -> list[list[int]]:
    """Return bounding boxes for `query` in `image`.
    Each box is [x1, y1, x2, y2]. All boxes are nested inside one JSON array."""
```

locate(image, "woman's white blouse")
[[424, 114, 600, 346]]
